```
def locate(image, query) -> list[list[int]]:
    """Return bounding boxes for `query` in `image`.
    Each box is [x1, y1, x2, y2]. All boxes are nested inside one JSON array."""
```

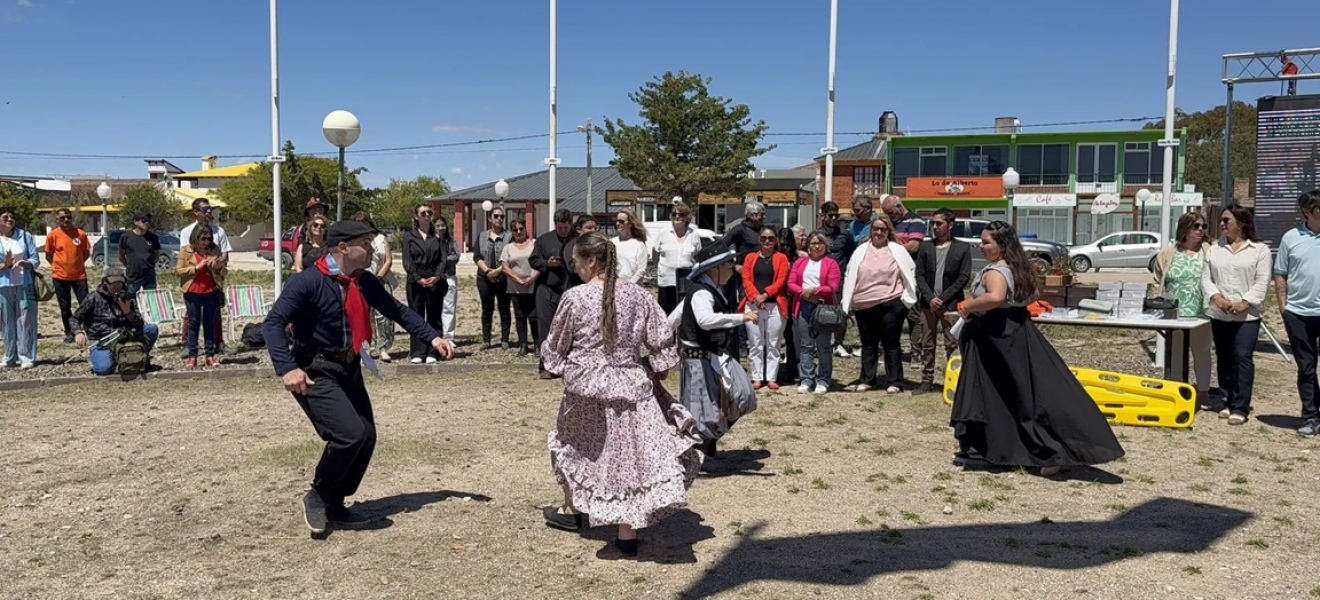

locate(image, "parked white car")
[[1068, 231, 1163, 273]]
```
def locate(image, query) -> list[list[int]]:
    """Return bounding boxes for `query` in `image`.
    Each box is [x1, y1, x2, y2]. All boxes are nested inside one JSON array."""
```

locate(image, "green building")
[[886, 127, 1194, 244]]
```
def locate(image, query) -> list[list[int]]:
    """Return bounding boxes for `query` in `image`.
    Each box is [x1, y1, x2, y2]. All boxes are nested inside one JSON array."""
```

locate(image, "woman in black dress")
[[952, 221, 1124, 476]]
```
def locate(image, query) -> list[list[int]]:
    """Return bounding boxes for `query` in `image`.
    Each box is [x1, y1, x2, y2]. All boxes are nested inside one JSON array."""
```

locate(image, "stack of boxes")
[[1094, 282, 1150, 318]]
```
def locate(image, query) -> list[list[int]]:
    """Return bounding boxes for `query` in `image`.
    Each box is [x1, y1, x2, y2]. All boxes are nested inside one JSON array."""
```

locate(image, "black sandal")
[[614, 538, 638, 556], [543, 506, 587, 531]]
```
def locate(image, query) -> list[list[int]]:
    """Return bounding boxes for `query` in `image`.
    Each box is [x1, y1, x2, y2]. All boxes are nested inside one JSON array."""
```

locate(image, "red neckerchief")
[[315, 255, 372, 353]]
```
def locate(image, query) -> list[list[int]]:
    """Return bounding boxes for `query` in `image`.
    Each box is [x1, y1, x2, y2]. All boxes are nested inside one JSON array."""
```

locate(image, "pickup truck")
[[257, 227, 297, 269]]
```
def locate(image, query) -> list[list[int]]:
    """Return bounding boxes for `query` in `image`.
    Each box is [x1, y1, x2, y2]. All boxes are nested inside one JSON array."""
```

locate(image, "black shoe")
[[543, 506, 587, 531], [952, 451, 990, 467], [518, 345, 530, 357], [501, 341, 510, 350], [702, 439, 718, 458], [539, 370, 553, 380], [614, 538, 639, 556], [302, 490, 328, 535], [326, 504, 373, 526], [914, 382, 937, 395]]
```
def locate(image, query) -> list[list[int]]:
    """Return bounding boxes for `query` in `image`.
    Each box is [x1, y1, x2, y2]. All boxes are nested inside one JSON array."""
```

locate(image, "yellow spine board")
[[940, 357, 1196, 428]]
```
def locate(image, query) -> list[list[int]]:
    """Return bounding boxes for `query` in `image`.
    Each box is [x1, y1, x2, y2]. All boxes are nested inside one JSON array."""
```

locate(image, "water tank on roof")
[[994, 117, 1021, 134], [879, 111, 899, 134]]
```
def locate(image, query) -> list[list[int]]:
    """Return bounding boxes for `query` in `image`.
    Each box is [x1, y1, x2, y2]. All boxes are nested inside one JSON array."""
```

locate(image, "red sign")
[[905, 177, 1005, 199]]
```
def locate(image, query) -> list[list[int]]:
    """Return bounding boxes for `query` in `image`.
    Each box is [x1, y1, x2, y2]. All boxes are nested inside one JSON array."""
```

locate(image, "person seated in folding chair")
[[72, 268, 160, 376]]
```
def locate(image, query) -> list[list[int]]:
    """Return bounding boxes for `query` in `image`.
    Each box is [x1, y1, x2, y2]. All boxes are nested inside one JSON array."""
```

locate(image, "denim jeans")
[[795, 313, 833, 387], [1211, 318, 1260, 415], [0, 284, 38, 365], [1282, 311, 1320, 421], [184, 291, 220, 358], [89, 323, 159, 375], [127, 270, 157, 294]]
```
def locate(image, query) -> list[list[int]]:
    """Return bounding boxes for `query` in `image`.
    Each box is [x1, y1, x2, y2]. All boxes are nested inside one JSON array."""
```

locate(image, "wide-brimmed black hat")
[[325, 221, 378, 247], [687, 242, 736, 280]]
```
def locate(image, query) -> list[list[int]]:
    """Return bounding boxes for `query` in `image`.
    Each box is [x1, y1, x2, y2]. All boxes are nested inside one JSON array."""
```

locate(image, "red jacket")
[[787, 255, 842, 318], [739, 251, 790, 316]]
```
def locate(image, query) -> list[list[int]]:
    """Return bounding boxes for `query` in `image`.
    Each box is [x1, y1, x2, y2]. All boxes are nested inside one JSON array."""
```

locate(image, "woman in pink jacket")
[[788, 231, 842, 394]]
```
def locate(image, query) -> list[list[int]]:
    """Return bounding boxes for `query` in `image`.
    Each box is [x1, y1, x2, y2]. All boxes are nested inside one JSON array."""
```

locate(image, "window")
[[1076, 144, 1117, 183], [697, 204, 728, 234], [1014, 144, 1069, 185], [953, 145, 1009, 176], [1123, 142, 1165, 185], [891, 148, 918, 186], [765, 205, 796, 229], [920, 147, 947, 177], [854, 166, 882, 196], [1016, 208, 1073, 244], [637, 201, 670, 223]]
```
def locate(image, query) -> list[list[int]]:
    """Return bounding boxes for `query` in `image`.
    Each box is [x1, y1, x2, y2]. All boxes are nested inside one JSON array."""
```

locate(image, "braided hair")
[[573, 232, 619, 346]]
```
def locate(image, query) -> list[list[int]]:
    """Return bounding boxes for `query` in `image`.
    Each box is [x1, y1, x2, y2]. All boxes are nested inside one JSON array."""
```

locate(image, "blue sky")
[[0, 0, 1313, 190]]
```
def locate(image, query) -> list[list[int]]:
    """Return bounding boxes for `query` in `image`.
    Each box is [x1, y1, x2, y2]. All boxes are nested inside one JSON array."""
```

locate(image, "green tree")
[[374, 175, 450, 228], [1144, 102, 1257, 200], [599, 71, 775, 202], [0, 183, 40, 231], [215, 141, 368, 226], [116, 183, 186, 230]]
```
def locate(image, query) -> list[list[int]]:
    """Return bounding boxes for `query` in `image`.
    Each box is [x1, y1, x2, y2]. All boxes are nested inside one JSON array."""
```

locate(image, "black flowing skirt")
[[951, 307, 1125, 468]]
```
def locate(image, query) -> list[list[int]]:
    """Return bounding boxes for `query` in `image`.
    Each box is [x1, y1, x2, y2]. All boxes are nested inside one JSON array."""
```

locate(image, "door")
[[1112, 232, 1161, 268], [1091, 233, 1127, 268]]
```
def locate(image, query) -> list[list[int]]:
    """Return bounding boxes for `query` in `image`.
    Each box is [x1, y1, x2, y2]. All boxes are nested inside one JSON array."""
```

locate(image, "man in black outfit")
[[263, 221, 453, 538], [528, 209, 576, 379], [117, 213, 160, 294], [912, 208, 972, 394], [819, 202, 855, 357]]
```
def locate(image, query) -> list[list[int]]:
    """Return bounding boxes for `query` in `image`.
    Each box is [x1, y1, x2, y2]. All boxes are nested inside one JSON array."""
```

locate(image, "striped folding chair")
[[225, 284, 268, 341], [135, 288, 185, 336]]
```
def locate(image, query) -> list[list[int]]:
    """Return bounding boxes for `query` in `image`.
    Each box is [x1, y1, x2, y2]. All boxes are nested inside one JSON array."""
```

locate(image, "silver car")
[[1068, 231, 1163, 272], [945, 218, 1070, 272]]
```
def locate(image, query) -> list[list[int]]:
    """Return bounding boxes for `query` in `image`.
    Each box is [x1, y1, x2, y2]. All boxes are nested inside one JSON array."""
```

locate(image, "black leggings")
[[407, 279, 445, 359], [476, 275, 511, 344], [512, 293, 539, 348], [855, 298, 909, 387]]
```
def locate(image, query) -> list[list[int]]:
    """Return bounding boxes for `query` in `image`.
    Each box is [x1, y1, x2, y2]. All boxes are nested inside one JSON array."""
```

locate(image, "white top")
[[180, 221, 232, 253], [802, 258, 822, 290], [611, 237, 649, 284], [1201, 238, 1272, 322], [0, 234, 28, 287], [653, 227, 702, 287], [666, 278, 746, 348]]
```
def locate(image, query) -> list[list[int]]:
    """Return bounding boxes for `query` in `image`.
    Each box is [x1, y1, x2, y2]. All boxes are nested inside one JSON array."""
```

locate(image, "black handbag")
[[809, 303, 849, 336], [1143, 296, 1179, 319]]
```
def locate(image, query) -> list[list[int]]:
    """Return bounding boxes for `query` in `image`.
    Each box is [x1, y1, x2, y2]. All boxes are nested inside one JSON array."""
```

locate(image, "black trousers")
[[855, 298, 908, 387], [658, 286, 679, 317], [294, 356, 376, 506], [1283, 311, 1320, 421], [535, 284, 564, 369], [1211, 318, 1260, 415], [512, 292, 539, 348], [53, 277, 89, 337], [406, 279, 446, 359], [476, 275, 511, 344]]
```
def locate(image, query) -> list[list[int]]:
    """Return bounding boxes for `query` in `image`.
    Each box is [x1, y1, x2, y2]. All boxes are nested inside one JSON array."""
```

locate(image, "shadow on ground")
[[679, 497, 1251, 599], [354, 489, 492, 518], [578, 509, 715, 564], [699, 449, 772, 478]]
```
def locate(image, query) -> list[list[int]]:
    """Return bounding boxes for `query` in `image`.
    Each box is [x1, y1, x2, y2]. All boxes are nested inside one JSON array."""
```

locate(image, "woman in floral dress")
[[541, 232, 702, 557], [1152, 211, 1212, 405]]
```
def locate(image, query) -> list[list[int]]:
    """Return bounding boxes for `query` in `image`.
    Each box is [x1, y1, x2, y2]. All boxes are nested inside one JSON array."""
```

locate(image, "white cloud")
[[450, 167, 464, 175], [16, 0, 34, 8]]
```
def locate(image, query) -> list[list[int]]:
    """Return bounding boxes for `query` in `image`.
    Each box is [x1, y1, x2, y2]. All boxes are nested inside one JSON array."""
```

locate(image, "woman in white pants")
[[434, 214, 460, 340], [739, 226, 790, 390]]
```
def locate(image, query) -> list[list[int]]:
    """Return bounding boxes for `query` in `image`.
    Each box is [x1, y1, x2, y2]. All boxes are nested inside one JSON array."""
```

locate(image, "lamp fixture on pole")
[[494, 179, 509, 213], [322, 110, 361, 221], [96, 182, 112, 265], [1001, 167, 1020, 225]]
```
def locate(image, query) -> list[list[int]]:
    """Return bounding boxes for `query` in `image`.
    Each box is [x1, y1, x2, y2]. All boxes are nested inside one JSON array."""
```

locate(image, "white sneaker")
[[814, 383, 828, 394], [833, 345, 849, 357], [425, 356, 438, 364], [19, 362, 34, 370], [797, 384, 811, 394], [409, 357, 423, 364], [852, 348, 864, 357]]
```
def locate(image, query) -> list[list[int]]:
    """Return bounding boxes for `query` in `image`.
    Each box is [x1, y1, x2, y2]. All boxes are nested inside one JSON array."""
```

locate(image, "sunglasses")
[[310, 224, 326, 229], [822, 213, 839, 218], [418, 211, 433, 216], [759, 236, 777, 241], [1220, 217, 1232, 224], [1191, 223, 1207, 230], [491, 214, 505, 219], [617, 218, 630, 224], [873, 227, 890, 233], [513, 227, 527, 232], [195, 207, 212, 213]]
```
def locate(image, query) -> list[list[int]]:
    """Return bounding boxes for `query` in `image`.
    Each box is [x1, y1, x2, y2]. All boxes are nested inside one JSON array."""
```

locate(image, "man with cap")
[[73, 267, 159, 375], [528, 208, 577, 379], [262, 220, 454, 537], [667, 243, 759, 458], [118, 212, 161, 294]]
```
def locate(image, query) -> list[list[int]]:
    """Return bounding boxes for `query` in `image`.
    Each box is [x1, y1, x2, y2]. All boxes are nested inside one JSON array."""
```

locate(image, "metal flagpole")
[[1155, 0, 1180, 369], [546, 0, 559, 232], [269, 0, 285, 295], [821, 0, 839, 215]]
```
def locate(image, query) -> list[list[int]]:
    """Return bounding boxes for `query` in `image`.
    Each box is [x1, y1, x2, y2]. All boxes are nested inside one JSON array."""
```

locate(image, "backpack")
[[242, 323, 266, 348], [112, 333, 150, 380]]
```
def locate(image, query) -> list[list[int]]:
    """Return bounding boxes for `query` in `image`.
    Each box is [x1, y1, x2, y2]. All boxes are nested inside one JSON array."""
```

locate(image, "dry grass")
[[2, 329, 1317, 599]]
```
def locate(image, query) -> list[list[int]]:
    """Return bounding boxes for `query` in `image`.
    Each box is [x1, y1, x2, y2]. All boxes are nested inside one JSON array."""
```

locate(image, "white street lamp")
[[96, 181, 112, 265], [1136, 188, 1154, 236], [1001, 168, 1020, 225], [322, 110, 361, 221], [494, 179, 509, 212]]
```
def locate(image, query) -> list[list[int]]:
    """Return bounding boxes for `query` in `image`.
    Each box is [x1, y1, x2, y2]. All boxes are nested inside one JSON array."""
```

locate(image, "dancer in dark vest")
[[667, 243, 758, 457]]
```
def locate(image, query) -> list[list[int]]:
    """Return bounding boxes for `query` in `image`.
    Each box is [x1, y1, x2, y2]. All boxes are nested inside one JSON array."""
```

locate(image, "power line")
[[0, 116, 1161, 161]]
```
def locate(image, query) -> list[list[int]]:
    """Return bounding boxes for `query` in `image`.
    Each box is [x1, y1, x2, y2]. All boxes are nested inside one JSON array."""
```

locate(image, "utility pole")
[[579, 118, 594, 216]]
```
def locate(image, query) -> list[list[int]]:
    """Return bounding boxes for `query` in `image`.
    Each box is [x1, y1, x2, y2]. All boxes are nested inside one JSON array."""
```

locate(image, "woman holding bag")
[[789, 232, 842, 394]]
